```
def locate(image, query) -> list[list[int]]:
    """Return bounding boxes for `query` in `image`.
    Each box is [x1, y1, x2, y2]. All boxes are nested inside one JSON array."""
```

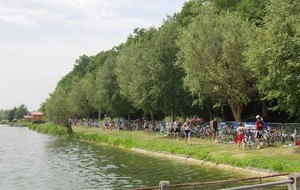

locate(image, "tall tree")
[[154, 20, 192, 120], [95, 53, 133, 118], [67, 76, 95, 119], [246, 0, 300, 118], [116, 28, 162, 122], [8, 107, 17, 122], [14, 104, 28, 119], [46, 87, 73, 134], [177, 5, 254, 121]]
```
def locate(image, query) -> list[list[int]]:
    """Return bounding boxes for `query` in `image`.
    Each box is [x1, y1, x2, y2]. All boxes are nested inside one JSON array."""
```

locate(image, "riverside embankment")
[[28, 123, 300, 175]]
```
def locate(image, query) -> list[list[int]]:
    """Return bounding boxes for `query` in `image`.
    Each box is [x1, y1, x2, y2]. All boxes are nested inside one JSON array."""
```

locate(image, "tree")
[[246, 0, 300, 118], [95, 54, 133, 119], [14, 104, 28, 119], [67, 76, 96, 119], [177, 5, 254, 121], [82, 73, 98, 116], [45, 87, 73, 134], [235, 0, 269, 26], [57, 54, 91, 93], [116, 28, 164, 122], [174, 0, 204, 27], [8, 107, 17, 122], [154, 19, 193, 120]]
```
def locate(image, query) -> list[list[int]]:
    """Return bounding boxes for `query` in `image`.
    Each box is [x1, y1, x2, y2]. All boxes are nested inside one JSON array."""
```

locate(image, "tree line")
[[0, 104, 29, 123], [40, 0, 300, 130]]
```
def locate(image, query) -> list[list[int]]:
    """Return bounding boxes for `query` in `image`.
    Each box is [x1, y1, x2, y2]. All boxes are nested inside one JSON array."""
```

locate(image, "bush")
[[0, 120, 9, 124], [32, 120, 46, 124]]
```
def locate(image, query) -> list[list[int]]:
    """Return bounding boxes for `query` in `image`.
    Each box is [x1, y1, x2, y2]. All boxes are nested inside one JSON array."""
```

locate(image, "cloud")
[[0, 6, 45, 26], [0, 0, 186, 110]]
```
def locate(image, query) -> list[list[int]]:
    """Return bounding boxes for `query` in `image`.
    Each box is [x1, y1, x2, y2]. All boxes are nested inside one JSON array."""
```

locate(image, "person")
[[109, 119, 115, 131], [255, 115, 265, 148], [172, 119, 180, 141], [183, 117, 192, 145], [235, 122, 249, 150], [211, 117, 219, 143], [143, 118, 149, 135]]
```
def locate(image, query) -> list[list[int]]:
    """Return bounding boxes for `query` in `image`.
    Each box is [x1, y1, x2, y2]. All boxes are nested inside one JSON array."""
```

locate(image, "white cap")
[[256, 115, 261, 119]]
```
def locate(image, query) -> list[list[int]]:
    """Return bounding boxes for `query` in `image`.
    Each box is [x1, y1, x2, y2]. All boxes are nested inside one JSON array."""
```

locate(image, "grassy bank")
[[28, 123, 300, 173]]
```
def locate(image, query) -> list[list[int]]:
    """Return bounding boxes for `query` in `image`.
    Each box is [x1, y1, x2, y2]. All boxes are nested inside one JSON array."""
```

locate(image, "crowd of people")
[[71, 114, 276, 150]]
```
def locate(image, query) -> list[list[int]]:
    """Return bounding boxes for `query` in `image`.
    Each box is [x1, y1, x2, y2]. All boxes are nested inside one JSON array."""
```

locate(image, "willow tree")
[[67, 76, 95, 119], [116, 28, 162, 122], [45, 87, 73, 134], [177, 5, 254, 122], [95, 52, 133, 119], [154, 20, 192, 120], [246, 0, 300, 118]]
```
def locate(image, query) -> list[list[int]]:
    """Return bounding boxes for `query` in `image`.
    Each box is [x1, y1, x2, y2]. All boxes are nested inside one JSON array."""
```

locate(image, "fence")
[[130, 173, 300, 190]]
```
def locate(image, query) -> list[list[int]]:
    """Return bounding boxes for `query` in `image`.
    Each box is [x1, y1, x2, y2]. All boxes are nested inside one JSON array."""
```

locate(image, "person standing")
[[255, 115, 265, 148], [109, 119, 115, 131], [173, 119, 180, 141], [183, 118, 191, 145], [144, 118, 149, 135], [103, 119, 108, 131], [235, 122, 248, 150], [211, 117, 219, 143]]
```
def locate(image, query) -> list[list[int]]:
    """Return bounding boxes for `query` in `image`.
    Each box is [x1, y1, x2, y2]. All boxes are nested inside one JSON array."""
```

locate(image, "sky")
[[0, 0, 187, 111]]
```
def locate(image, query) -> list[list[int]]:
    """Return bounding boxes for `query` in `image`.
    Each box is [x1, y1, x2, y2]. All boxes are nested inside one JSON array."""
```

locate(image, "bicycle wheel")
[[247, 136, 257, 149]]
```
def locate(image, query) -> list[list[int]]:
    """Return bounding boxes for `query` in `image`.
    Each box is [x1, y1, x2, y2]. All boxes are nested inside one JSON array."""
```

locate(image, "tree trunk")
[[65, 120, 73, 134], [230, 103, 243, 122], [171, 108, 174, 122], [262, 100, 268, 117], [150, 111, 154, 126], [128, 113, 131, 122], [98, 108, 101, 120]]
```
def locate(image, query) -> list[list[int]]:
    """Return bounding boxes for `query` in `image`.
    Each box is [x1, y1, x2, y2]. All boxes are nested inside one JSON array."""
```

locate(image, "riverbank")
[[28, 124, 300, 174]]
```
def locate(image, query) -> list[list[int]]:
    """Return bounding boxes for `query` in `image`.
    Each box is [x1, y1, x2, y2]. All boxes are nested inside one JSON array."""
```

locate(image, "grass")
[[28, 123, 300, 173]]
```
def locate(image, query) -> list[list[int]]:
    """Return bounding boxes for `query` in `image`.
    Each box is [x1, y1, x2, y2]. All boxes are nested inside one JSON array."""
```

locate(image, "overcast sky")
[[0, 0, 187, 111]]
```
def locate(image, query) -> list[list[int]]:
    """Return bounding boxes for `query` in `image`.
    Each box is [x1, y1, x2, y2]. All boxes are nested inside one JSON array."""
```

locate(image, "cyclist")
[[235, 122, 250, 150], [255, 115, 265, 148]]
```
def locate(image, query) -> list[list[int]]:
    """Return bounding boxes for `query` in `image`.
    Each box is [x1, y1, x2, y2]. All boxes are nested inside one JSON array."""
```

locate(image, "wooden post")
[[289, 173, 300, 190], [159, 181, 170, 190]]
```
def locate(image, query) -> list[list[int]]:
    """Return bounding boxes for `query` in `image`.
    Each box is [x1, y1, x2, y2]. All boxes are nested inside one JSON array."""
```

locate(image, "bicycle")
[[265, 128, 277, 146], [244, 130, 258, 149]]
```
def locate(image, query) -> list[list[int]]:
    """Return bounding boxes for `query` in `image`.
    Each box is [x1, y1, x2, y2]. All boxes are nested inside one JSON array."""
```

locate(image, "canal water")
[[0, 126, 285, 190]]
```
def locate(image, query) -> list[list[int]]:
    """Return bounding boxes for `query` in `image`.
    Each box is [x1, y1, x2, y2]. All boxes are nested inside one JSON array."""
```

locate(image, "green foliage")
[[0, 120, 9, 124], [116, 27, 162, 114], [211, 0, 269, 26], [155, 20, 193, 117], [174, 0, 204, 27], [246, 0, 300, 117], [95, 51, 133, 117], [45, 87, 71, 126], [67, 76, 96, 119], [32, 120, 45, 124], [7, 107, 17, 122], [14, 104, 28, 119], [41, 0, 300, 122], [236, 0, 270, 26], [177, 5, 254, 121], [28, 124, 69, 137]]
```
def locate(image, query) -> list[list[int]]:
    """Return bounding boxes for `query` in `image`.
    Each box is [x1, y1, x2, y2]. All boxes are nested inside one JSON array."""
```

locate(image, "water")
[[0, 126, 286, 189]]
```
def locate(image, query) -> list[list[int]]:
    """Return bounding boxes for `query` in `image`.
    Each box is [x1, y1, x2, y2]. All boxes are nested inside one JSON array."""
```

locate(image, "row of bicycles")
[[217, 125, 299, 149]]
